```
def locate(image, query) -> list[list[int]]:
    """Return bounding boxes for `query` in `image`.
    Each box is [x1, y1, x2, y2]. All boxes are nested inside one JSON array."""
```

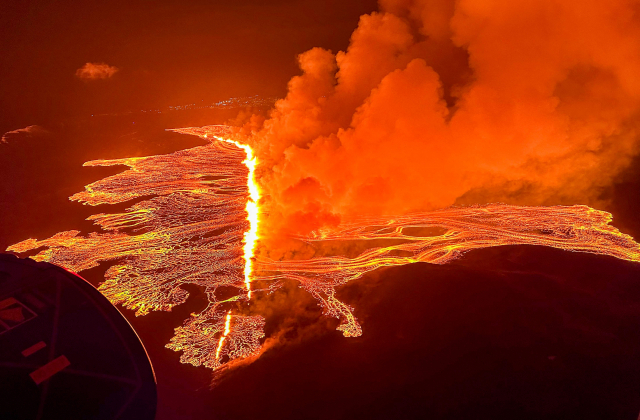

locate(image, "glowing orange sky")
[[0, 0, 377, 132]]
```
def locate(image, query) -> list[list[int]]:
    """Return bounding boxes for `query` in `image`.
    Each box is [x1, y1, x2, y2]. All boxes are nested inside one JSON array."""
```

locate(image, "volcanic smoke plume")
[[235, 0, 640, 241]]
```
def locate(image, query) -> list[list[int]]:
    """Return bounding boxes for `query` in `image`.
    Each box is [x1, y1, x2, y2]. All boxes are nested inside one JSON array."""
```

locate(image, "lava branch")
[[215, 311, 233, 361]]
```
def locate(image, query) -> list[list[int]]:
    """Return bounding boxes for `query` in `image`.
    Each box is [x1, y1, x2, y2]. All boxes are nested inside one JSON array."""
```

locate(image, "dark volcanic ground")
[[3, 117, 640, 419], [120, 246, 640, 420]]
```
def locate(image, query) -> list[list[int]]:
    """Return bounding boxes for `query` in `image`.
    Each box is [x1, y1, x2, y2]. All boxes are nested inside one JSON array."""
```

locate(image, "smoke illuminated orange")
[[7, 125, 640, 371]]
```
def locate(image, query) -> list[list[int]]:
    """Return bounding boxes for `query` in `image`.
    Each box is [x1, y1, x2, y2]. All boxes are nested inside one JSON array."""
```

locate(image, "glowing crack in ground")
[[8, 125, 640, 370]]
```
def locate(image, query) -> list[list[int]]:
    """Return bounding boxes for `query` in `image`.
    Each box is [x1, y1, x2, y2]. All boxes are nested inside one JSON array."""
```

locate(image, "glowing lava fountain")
[[7, 125, 640, 371], [205, 133, 260, 299]]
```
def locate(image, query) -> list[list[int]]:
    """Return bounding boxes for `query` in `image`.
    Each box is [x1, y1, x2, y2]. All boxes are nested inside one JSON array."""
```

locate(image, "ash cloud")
[[75, 62, 119, 80], [236, 0, 640, 243]]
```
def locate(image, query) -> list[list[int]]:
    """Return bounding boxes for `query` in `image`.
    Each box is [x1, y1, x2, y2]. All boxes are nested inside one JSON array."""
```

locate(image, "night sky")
[[0, 0, 377, 132], [3, 1, 640, 419]]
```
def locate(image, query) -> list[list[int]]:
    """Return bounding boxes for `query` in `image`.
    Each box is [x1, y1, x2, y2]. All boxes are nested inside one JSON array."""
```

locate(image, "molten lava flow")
[[254, 204, 640, 337], [8, 125, 266, 370], [7, 125, 640, 371]]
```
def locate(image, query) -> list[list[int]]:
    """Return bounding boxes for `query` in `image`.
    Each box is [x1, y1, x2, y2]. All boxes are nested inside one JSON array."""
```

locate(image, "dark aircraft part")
[[0, 254, 157, 420]]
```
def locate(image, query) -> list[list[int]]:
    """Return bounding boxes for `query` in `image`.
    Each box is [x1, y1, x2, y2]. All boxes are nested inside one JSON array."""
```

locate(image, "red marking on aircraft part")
[[0, 297, 17, 310], [30, 355, 70, 384], [22, 341, 46, 357]]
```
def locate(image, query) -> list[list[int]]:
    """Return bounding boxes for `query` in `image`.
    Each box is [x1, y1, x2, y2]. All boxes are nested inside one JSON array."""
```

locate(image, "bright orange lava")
[[7, 125, 640, 371], [204, 133, 260, 299], [215, 311, 232, 361]]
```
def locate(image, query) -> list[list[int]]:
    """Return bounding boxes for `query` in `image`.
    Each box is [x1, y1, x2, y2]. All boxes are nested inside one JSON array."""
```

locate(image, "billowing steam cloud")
[[237, 0, 640, 240], [75, 62, 119, 80]]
